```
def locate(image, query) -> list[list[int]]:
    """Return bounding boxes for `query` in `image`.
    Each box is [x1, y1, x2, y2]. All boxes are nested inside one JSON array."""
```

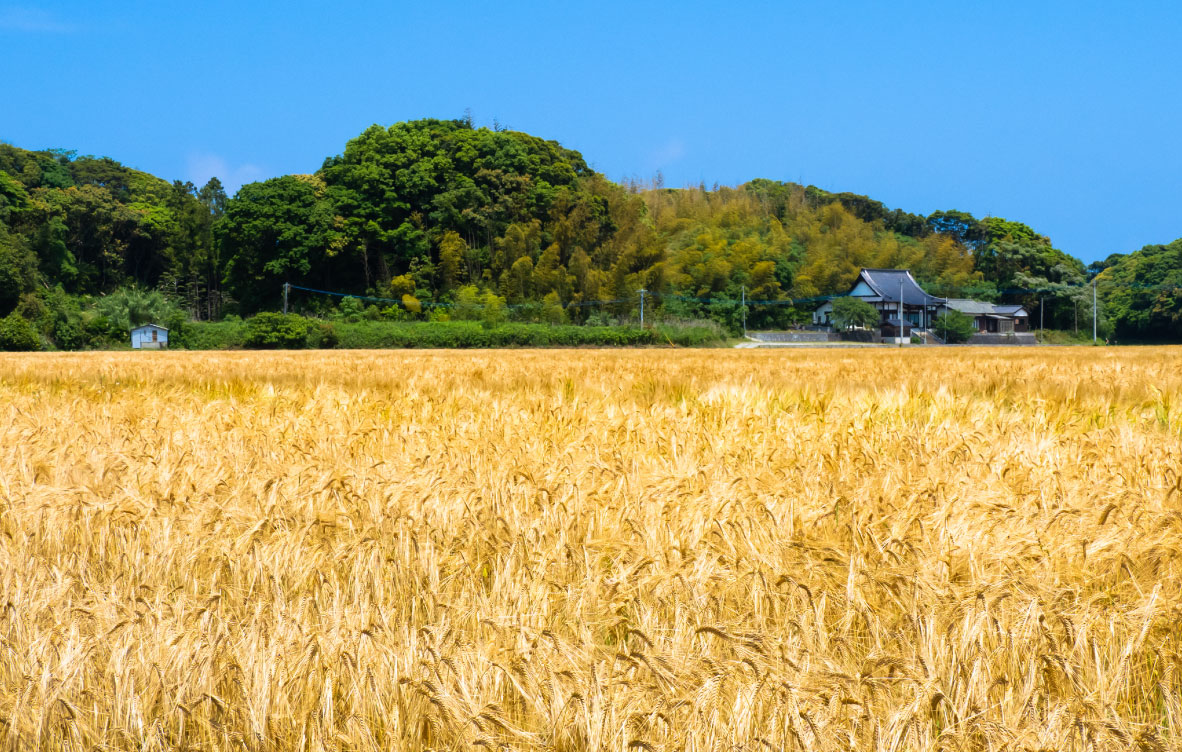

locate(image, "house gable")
[[849, 280, 877, 298]]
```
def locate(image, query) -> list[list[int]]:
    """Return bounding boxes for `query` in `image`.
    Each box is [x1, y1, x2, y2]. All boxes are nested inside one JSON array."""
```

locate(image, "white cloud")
[[0, 6, 75, 33], [185, 152, 266, 195]]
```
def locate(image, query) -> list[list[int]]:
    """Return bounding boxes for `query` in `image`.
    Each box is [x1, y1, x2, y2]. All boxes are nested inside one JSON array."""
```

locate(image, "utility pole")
[[1092, 279, 1097, 343], [1040, 296, 1044, 331], [638, 288, 647, 327], [741, 285, 747, 337], [283, 282, 290, 314], [898, 279, 904, 345]]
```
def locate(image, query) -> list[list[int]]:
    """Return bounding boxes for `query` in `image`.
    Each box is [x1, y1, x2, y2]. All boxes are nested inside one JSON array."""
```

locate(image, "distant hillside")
[[0, 143, 224, 315], [211, 119, 1095, 330], [1, 120, 1179, 346], [1093, 239, 1182, 340]]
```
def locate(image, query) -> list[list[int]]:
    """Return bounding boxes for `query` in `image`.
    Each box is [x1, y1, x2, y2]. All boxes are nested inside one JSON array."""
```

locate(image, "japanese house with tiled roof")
[[813, 268, 946, 330], [813, 268, 1031, 338]]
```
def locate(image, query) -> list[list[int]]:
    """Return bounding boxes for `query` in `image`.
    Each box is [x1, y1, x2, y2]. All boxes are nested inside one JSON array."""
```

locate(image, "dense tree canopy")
[[1096, 239, 1182, 340], [218, 175, 343, 310], [0, 143, 225, 319], [0, 120, 1178, 345], [918, 209, 1091, 330]]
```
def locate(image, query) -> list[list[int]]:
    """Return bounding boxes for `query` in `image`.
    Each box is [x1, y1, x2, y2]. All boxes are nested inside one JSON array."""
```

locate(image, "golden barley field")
[[1, 348, 1181, 751]]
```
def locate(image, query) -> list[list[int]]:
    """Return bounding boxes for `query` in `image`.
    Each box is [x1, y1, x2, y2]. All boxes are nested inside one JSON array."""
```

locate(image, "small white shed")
[[131, 324, 169, 349]]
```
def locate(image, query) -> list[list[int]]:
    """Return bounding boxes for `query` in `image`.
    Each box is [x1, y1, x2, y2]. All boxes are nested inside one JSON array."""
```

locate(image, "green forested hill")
[[0, 118, 1178, 347], [0, 144, 225, 315], [1093, 239, 1182, 340]]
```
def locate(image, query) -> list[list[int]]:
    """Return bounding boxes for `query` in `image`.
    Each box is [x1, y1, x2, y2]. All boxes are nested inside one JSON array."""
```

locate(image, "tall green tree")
[[0, 226, 37, 314], [830, 296, 879, 330], [218, 175, 343, 312], [436, 230, 465, 291]]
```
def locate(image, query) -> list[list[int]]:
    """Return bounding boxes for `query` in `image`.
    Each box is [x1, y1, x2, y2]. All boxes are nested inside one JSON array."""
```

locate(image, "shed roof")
[[131, 323, 169, 332], [942, 300, 1028, 317], [992, 304, 1028, 316], [942, 298, 996, 315], [857, 269, 944, 306]]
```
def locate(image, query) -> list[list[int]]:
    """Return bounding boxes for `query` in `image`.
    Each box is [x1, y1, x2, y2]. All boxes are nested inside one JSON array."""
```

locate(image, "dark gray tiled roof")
[[942, 299, 996, 315], [992, 304, 1028, 315], [859, 269, 944, 306], [943, 299, 1028, 317]]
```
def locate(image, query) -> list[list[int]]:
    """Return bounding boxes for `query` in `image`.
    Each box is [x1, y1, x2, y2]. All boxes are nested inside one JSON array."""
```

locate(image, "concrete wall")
[[966, 333, 1038, 346], [750, 331, 839, 343], [838, 330, 879, 343]]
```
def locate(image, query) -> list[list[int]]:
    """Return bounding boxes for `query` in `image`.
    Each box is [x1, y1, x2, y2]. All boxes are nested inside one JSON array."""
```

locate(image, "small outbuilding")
[[936, 299, 1030, 334], [131, 324, 169, 349]]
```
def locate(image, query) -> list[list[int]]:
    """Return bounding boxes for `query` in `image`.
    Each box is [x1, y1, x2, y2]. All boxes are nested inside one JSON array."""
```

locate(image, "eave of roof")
[[992, 304, 1027, 315], [943, 300, 1028, 317], [858, 269, 944, 306]]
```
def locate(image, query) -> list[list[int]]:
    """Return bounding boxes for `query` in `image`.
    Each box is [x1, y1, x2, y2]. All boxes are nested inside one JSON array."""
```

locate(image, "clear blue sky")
[[2, 1, 1180, 262]]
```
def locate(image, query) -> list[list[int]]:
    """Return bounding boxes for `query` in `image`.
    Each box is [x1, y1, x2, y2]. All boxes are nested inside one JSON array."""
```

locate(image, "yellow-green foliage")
[[0, 349, 1180, 750], [645, 185, 982, 300]]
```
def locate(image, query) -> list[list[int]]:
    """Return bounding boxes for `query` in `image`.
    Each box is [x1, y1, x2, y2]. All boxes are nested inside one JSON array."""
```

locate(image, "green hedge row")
[[177, 318, 728, 350], [176, 321, 247, 350], [326, 321, 657, 348]]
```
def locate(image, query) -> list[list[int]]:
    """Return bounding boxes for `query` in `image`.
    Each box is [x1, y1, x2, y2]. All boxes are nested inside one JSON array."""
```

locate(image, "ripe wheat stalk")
[[0, 347, 1179, 751]]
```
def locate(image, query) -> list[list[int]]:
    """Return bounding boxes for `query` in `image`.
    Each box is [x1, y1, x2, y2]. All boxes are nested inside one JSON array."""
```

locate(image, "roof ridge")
[[857, 267, 944, 305]]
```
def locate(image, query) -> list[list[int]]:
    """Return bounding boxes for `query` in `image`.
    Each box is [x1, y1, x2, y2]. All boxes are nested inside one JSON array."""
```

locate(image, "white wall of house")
[[813, 301, 833, 325]]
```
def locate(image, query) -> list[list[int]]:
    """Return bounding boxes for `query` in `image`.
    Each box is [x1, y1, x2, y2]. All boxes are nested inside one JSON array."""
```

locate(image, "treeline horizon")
[[0, 117, 1179, 348]]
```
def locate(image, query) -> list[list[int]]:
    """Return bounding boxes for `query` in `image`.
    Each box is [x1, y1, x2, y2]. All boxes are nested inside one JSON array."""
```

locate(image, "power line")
[[285, 283, 635, 312], [281, 279, 1181, 317]]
